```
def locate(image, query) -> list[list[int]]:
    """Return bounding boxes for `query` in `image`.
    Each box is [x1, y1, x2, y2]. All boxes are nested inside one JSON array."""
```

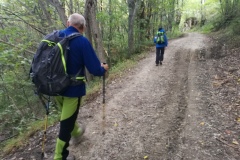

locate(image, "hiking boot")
[[160, 61, 162, 65], [156, 64, 159, 66], [66, 154, 76, 160], [70, 125, 86, 146]]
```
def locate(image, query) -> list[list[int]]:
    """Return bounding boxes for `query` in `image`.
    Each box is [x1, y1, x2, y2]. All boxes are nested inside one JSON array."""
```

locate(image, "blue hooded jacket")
[[58, 26, 106, 97], [153, 28, 168, 48]]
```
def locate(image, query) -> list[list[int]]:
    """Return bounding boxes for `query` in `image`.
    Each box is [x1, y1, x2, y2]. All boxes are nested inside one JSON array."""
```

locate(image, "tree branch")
[[0, 39, 35, 55], [2, 7, 46, 35]]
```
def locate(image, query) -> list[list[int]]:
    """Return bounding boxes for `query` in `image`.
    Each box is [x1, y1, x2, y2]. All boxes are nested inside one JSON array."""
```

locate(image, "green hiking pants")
[[54, 96, 82, 160]]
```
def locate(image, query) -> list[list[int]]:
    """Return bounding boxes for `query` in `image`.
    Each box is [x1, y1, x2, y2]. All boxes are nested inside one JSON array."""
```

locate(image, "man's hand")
[[101, 63, 109, 71]]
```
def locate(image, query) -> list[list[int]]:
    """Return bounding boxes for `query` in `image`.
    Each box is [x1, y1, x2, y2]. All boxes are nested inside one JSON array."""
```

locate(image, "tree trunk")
[[167, 0, 175, 32], [108, 0, 112, 67], [38, 0, 55, 31], [47, 0, 67, 27], [146, 2, 152, 40], [160, 0, 164, 27], [69, 0, 73, 14], [84, 1, 93, 44], [127, 0, 139, 57], [85, 0, 106, 62], [84, 0, 94, 81], [84, 0, 106, 81], [200, 0, 206, 26], [138, 0, 145, 42]]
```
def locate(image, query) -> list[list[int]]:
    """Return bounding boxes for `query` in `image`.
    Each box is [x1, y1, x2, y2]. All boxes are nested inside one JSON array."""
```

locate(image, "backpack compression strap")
[[41, 40, 56, 46]]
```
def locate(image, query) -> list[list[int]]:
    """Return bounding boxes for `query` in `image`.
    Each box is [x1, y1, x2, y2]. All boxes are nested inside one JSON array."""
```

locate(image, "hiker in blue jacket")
[[54, 13, 109, 160], [154, 27, 168, 66]]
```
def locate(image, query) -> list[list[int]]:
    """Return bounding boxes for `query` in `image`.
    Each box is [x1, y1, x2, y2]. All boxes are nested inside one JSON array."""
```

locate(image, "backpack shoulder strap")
[[67, 33, 82, 40], [65, 32, 85, 82]]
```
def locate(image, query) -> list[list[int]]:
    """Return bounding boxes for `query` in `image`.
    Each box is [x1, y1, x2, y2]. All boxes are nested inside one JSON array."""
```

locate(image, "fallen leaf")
[[114, 122, 118, 127], [200, 122, 205, 126], [237, 117, 240, 122], [214, 75, 221, 80], [199, 140, 204, 145], [232, 139, 239, 145], [144, 156, 148, 159], [225, 130, 231, 134]]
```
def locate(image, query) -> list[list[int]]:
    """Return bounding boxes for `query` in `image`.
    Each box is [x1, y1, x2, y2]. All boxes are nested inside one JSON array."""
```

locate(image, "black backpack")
[[156, 31, 165, 44], [30, 30, 84, 96]]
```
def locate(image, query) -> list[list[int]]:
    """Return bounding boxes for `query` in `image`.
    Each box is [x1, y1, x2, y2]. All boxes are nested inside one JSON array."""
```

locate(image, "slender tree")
[[127, 0, 140, 57], [85, 0, 106, 62], [46, 0, 68, 26]]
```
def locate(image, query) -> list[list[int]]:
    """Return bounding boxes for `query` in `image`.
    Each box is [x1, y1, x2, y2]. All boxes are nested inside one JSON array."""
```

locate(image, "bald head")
[[67, 13, 86, 32]]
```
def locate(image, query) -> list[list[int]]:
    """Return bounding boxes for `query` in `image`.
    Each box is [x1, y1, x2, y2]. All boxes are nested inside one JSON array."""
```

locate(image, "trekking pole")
[[102, 72, 106, 135], [39, 94, 50, 159]]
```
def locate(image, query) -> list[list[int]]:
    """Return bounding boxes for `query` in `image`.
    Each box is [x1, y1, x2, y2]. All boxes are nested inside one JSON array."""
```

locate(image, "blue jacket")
[[153, 29, 168, 48], [59, 26, 106, 97]]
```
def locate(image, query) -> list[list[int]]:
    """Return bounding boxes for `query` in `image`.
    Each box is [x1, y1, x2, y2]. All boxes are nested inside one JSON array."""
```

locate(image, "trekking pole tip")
[[41, 152, 48, 159]]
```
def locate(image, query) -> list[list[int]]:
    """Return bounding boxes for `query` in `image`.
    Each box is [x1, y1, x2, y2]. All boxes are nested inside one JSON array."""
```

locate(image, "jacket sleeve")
[[164, 35, 168, 46], [81, 38, 106, 76]]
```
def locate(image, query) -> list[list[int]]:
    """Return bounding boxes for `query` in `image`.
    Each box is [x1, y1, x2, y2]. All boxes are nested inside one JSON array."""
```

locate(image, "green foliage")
[[230, 18, 240, 35], [0, 2, 52, 151], [1, 112, 59, 155], [211, 0, 240, 31], [167, 25, 184, 38], [199, 22, 214, 34], [97, 0, 129, 60]]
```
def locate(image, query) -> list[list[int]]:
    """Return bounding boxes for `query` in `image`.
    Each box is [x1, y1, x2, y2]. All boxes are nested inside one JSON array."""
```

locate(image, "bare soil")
[[3, 33, 240, 160]]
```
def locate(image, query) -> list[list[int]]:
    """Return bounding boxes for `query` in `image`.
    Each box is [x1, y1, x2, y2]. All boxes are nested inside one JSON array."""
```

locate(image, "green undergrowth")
[[167, 27, 184, 39], [3, 120, 52, 155], [1, 108, 59, 156], [208, 17, 240, 48]]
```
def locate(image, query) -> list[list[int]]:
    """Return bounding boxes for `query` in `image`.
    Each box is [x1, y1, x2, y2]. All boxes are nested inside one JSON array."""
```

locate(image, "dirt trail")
[[3, 33, 239, 160], [71, 33, 235, 160]]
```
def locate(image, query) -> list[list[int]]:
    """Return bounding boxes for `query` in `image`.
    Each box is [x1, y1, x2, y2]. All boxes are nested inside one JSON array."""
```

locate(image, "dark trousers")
[[54, 96, 81, 160], [156, 47, 165, 64]]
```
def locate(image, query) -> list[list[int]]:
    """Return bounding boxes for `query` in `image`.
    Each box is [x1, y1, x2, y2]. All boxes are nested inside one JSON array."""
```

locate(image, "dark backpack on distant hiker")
[[156, 31, 165, 44], [30, 30, 85, 96]]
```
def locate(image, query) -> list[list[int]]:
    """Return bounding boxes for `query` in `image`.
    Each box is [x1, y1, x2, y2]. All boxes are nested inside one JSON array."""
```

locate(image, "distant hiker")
[[154, 27, 168, 66], [53, 13, 108, 160]]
